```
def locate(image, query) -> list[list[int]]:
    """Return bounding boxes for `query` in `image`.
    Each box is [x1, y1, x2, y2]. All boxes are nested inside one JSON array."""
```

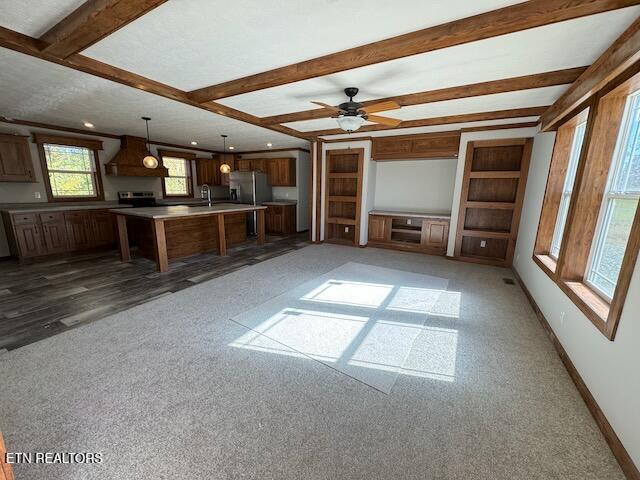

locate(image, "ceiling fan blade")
[[361, 100, 401, 114], [311, 101, 339, 111], [367, 115, 402, 127]]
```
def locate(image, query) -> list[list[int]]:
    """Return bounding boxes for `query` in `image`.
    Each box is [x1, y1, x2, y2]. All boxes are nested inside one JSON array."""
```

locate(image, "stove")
[[118, 191, 156, 208]]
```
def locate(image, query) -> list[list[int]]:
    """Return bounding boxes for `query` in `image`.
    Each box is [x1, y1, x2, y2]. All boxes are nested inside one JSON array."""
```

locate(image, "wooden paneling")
[[455, 138, 532, 266], [541, 16, 640, 131], [188, 0, 635, 102], [64, 211, 94, 250], [310, 107, 548, 137], [264, 67, 587, 125], [372, 132, 460, 160], [0, 134, 35, 182]]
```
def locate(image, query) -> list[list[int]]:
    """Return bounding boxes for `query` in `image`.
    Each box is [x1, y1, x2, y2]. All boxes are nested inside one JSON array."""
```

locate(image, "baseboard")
[[512, 268, 640, 480]]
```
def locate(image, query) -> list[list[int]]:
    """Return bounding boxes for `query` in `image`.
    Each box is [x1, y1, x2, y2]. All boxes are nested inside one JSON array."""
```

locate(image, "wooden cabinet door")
[[196, 158, 221, 186], [0, 134, 34, 182], [267, 159, 280, 185], [265, 206, 284, 234], [14, 223, 44, 257], [40, 212, 69, 253], [278, 158, 296, 186], [368, 216, 389, 242], [65, 212, 92, 250], [91, 211, 116, 247], [237, 159, 251, 171], [422, 220, 449, 248], [251, 159, 267, 173]]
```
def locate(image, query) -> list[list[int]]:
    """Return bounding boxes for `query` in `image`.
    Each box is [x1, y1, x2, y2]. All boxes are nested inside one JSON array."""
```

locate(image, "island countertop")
[[110, 203, 266, 220]]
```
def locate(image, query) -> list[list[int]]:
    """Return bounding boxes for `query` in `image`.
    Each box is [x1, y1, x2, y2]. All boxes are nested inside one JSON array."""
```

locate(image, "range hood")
[[105, 135, 169, 177]]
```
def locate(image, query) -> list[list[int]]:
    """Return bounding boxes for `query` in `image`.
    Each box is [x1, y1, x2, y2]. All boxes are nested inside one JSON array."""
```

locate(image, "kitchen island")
[[110, 203, 266, 272]]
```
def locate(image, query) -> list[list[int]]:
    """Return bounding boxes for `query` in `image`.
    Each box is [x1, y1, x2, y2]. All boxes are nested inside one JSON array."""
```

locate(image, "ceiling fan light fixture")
[[337, 115, 365, 132]]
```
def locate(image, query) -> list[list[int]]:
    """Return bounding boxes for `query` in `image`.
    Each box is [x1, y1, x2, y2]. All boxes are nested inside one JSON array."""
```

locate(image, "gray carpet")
[[0, 244, 625, 479], [231, 261, 449, 393]]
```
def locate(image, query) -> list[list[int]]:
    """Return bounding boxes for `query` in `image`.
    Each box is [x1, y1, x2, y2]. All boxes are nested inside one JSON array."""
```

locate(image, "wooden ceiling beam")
[[540, 16, 640, 131], [0, 26, 312, 141], [263, 67, 587, 125], [40, 0, 168, 59], [187, 0, 639, 102], [307, 107, 548, 137]]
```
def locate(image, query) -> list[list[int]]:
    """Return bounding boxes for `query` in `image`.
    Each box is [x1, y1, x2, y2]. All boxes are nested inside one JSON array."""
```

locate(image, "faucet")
[[201, 184, 211, 207]]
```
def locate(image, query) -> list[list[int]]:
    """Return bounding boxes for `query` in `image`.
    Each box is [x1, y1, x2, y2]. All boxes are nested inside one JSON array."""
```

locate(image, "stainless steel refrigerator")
[[229, 171, 272, 235]]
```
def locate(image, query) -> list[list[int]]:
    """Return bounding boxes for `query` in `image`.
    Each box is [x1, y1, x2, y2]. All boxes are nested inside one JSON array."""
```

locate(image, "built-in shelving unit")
[[368, 211, 450, 254], [454, 138, 532, 266], [324, 148, 364, 246]]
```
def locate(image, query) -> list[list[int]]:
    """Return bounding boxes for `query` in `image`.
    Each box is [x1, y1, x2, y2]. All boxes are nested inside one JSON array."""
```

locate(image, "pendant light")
[[141, 116, 158, 169], [219, 134, 231, 174]]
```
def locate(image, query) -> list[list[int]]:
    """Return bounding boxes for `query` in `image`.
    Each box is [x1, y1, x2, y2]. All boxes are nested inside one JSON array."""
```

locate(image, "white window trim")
[[44, 143, 99, 199], [585, 91, 640, 301], [163, 156, 191, 197]]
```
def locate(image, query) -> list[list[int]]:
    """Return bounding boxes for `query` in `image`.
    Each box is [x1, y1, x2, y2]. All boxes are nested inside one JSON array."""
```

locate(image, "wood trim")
[[313, 107, 547, 137], [263, 68, 587, 125], [33, 134, 105, 202], [187, 0, 636, 102], [512, 268, 640, 480], [0, 26, 311, 141], [460, 121, 540, 133], [157, 149, 197, 160], [116, 214, 131, 262], [40, 0, 168, 59], [152, 219, 169, 272], [540, 16, 640, 131], [235, 147, 310, 155], [315, 140, 323, 242]]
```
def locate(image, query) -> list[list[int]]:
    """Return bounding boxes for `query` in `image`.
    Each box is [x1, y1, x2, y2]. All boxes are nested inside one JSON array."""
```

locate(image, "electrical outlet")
[[407, 219, 412, 225], [285, 192, 289, 198], [34, 191, 41, 199], [344, 226, 349, 233], [516, 254, 520, 262], [560, 311, 565, 325], [480, 240, 487, 248]]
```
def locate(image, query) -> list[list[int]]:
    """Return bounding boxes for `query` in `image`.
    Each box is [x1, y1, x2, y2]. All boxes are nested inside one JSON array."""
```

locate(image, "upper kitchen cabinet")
[[0, 134, 35, 182], [195, 157, 221, 186], [371, 132, 460, 161], [268, 158, 296, 186]]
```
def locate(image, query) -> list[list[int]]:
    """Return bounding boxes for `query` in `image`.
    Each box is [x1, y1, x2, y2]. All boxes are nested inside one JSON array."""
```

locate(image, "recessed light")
[[84, 122, 94, 128], [191, 141, 198, 145], [266, 143, 273, 147], [228, 146, 235, 150]]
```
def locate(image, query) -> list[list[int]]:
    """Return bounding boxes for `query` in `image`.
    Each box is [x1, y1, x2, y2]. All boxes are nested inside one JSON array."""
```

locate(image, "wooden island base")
[[112, 205, 266, 272]]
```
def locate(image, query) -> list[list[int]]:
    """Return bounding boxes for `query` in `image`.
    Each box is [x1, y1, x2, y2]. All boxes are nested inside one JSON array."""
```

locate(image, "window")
[[585, 91, 640, 299], [34, 134, 104, 202], [162, 156, 192, 197], [549, 121, 587, 258], [43, 144, 99, 198]]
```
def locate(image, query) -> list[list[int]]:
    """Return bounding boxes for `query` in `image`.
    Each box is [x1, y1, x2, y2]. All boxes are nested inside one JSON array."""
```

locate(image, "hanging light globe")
[[143, 154, 158, 169]]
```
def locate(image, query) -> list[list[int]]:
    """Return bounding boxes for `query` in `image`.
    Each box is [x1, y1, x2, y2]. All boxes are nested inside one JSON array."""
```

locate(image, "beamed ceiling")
[[0, 0, 639, 151]]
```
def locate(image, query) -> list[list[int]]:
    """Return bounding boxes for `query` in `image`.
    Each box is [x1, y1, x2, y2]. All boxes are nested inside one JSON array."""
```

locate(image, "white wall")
[[373, 159, 456, 214], [237, 149, 311, 232], [446, 126, 540, 256], [513, 131, 640, 468]]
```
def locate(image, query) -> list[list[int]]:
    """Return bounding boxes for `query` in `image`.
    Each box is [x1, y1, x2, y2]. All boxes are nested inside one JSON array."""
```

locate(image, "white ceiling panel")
[[0, 49, 306, 151], [0, 0, 85, 37], [284, 86, 567, 132], [319, 117, 541, 140], [220, 8, 640, 117], [83, 0, 521, 90]]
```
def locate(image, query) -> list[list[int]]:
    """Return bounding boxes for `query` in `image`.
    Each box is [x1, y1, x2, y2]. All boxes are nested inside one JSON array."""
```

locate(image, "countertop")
[[156, 198, 230, 206], [1, 202, 130, 214], [369, 210, 451, 219], [262, 200, 297, 206], [110, 203, 266, 220]]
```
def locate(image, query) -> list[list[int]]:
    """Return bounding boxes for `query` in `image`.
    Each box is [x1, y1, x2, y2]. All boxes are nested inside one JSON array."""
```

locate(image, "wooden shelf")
[[465, 201, 516, 210], [327, 217, 356, 225], [391, 228, 421, 235], [328, 172, 358, 179], [328, 195, 357, 202], [462, 229, 511, 239], [469, 171, 521, 179]]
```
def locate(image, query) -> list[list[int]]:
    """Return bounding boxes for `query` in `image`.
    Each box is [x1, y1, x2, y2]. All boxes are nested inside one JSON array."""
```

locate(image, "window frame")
[[532, 71, 640, 341], [159, 150, 195, 199], [33, 133, 104, 202]]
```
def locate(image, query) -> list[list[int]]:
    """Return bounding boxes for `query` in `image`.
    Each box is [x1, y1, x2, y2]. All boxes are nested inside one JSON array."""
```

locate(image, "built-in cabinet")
[[236, 157, 296, 186], [2, 208, 117, 259], [265, 203, 296, 235], [195, 154, 235, 186], [368, 212, 450, 255], [0, 134, 35, 182], [371, 132, 460, 161], [454, 138, 532, 266]]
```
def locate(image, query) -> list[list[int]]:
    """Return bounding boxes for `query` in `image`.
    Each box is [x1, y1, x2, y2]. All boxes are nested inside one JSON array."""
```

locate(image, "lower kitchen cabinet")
[[367, 212, 450, 255], [2, 208, 117, 260], [265, 203, 296, 235]]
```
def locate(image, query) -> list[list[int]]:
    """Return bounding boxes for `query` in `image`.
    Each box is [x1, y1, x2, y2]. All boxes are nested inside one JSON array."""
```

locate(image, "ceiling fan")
[[311, 87, 401, 132]]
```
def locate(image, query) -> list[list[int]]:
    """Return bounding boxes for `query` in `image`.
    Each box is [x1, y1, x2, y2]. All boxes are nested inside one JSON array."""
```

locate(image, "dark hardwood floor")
[[0, 233, 310, 351]]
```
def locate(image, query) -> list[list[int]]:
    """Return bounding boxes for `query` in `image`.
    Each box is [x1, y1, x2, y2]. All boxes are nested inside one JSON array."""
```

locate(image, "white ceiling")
[[82, 0, 521, 90], [219, 8, 639, 117], [0, 1, 637, 145], [0, 49, 306, 151]]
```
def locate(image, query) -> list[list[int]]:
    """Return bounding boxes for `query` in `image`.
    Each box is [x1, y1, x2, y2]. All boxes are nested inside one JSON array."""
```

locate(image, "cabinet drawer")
[[12, 212, 39, 225], [39, 212, 65, 224]]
